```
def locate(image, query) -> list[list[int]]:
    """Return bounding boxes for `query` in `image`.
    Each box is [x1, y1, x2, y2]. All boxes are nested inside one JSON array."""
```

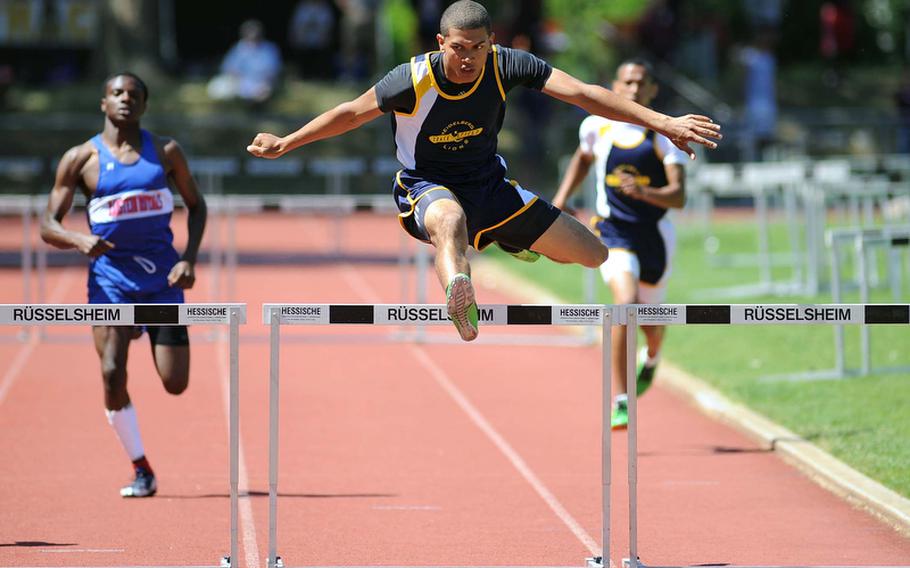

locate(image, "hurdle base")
[[220, 555, 230, 567], [622, 557, 645, 568], [266, 555, 284, 568], [586, 556, 604, 568]]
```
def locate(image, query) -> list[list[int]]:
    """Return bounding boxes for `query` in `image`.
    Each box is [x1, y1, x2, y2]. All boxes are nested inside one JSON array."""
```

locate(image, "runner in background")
[[552, 58, 687, 429], [40, 72, 207, 496]]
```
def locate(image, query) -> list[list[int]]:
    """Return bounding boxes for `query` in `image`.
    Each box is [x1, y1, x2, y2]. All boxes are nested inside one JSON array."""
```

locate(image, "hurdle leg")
[[223, 308, 241, 567], [829, 236, 847, 377], [21, 205, 32, 340], [755, 187, 772, 289], [625, 308, 641, 568], [856, 237, 871, 376], [268, 307, 283, 568], [587, 307, 613, 568]]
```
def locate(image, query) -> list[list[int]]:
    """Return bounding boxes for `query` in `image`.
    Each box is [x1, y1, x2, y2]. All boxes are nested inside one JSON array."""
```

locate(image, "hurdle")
[[0, 302, 248, 567], [826, 227, 910, 378], [615, 302, 909, 568], [261, 302, 612, 568]]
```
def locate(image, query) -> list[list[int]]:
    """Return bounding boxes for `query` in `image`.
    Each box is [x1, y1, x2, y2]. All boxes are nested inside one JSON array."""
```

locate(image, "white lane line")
[[410, 346, 601, 557], [0, 267, 78, 407], [39, 548, 126, 553], [217, 336, 260, 568]]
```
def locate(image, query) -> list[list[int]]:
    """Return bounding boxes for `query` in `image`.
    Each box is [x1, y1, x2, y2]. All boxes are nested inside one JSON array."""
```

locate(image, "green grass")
[[485, 217, 910, 498]]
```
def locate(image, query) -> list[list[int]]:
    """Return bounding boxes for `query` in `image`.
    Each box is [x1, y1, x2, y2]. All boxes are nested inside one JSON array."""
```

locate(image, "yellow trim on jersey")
[[598, 124, 612, 137], [492, 45, 506, 101], [394, 56, 434, 117], [610, 129, 647, 149], [427, 50, 486, 100], [472, 195, 538, 250], [606, 173, 651, 186]]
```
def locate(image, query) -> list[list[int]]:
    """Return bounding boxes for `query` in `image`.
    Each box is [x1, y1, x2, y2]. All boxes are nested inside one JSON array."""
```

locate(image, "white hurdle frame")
[[617, 303, 909, 568], [262, 303, 612, 568], [0, 302, 248, 568], [261, 301, 909, 568]]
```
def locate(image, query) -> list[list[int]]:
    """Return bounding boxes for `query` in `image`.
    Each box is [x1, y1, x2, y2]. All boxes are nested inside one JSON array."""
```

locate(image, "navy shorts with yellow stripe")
[[595, 217, 668, 285], [392, 168, 560, 252]]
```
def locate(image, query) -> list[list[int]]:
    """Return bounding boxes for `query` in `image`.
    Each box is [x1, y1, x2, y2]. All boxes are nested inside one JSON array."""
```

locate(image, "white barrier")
[[261, 303, 612, 568], [0, 303, 247, 567], [613, 303, 908, 568], [259, 301, 908, 568], [687, 160, 910, 299], [824, 226, 910, 378]]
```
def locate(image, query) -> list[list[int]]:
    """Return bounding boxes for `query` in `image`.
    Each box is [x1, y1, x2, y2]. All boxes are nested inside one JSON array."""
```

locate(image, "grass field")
[[488, 213, 910, 498]]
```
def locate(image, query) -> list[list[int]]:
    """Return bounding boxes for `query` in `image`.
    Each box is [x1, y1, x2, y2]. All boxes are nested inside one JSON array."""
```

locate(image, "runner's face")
[[101, 76, 146, 124], [612, 64, 657, 107], [436, 27, 493, 84]]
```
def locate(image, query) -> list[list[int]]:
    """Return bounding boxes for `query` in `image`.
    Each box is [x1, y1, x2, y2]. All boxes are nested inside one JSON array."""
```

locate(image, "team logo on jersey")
[[429, 120, 483, 151], [606, 164, 651, 187], [88, 188, 173, 224]]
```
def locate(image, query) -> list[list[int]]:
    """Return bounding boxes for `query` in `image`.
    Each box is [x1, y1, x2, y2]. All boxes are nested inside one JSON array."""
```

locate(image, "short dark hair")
[[616, 58, 655, 82], [102, 72, 149, 101], [439, 0, 491, 36]]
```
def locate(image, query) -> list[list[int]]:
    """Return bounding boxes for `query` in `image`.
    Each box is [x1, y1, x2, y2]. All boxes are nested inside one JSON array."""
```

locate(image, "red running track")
[[1, 211, 908, 567]]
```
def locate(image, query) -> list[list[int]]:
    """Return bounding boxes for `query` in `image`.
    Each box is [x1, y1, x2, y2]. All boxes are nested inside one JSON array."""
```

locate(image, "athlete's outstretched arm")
[[40, 144, 114, 257], [552, 146, 594, 211], [542, 69, 722, 159], [247, 88, 384, 159], [164, 138, 207, 288]]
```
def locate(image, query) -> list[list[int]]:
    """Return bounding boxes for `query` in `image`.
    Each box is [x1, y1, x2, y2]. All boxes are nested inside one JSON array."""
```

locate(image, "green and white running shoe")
[[611, 398, 628, 430], [446, 273, 479, 342], [636, 346, 657, 397], [495, 242, 540, 263]]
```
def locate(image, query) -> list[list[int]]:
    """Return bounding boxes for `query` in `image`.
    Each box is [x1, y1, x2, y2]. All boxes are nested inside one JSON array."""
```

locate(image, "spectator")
[[819, 0, 854, 87], [208, 19, 283, 105], [336, 0, 377, 81], [411, 0, 443, 52], [897, 70, 910, 154], [737, 27, 777, 160], [288, 0, 338, 80], [0, 65, 13, 110]]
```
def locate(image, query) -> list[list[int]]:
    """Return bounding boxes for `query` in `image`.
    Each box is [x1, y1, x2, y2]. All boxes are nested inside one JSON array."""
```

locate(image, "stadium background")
[[0, 2, 909, 565]]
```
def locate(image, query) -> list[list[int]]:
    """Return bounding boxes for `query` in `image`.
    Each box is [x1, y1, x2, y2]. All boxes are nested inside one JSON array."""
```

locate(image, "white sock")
[[105, 403, 146, 461], [614, 394, 628, 406], [640, 346, 660, 368]]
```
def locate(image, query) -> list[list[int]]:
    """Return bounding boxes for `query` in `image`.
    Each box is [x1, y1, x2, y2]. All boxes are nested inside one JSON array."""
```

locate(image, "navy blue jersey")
[[578, 117, 687, 224], [374, 46, 551, 189]]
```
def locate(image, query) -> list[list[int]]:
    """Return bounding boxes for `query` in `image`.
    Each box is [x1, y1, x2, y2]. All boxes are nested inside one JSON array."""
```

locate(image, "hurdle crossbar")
[[0, 303, 248, 568], [262, 303, 612, 568], [617, 303, 909, 568]]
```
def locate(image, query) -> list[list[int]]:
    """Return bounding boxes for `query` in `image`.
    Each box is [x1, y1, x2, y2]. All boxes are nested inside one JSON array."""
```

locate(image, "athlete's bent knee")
[[101, 362, 127, 395], [580, 240, 609, 268], [162, 374, 189, 395]]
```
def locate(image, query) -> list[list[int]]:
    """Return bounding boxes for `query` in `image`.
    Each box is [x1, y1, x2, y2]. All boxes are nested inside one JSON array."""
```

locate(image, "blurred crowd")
[[1, 0, 908, 160]]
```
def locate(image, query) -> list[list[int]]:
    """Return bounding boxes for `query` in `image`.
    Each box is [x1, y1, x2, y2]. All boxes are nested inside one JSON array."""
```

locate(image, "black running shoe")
[[120, 468, 157, 498]]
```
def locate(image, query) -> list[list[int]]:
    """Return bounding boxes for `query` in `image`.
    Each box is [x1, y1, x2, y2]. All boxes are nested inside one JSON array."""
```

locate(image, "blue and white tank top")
[[87, 129, 178, 291]]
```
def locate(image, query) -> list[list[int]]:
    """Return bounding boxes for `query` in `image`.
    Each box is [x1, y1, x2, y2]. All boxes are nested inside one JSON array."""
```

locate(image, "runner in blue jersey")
[[553, 59, 686, 429], [41, 72, 207, 497], [247, 1, 721, 342]]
